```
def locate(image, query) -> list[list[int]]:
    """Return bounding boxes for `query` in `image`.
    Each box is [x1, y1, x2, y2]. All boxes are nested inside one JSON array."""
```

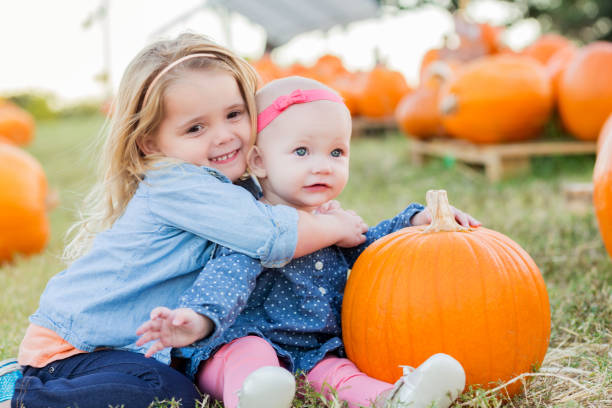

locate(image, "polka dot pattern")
[[178, 203, 424, 379]]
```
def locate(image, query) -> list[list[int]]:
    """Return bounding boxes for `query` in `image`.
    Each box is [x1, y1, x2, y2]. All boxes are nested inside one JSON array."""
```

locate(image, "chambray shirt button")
[[315, 261, 324, 270], [319, 287, 327, 295], [48, 366, 55, 373]]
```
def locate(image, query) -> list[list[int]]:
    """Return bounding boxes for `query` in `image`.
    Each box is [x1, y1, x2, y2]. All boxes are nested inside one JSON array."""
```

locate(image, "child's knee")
[[230, 336, 277, 361]]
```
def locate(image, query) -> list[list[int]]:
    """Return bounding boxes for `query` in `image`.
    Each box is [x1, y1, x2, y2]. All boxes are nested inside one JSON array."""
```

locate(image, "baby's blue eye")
[[295, 147, 307, 156], [331, 149, 343, 157]]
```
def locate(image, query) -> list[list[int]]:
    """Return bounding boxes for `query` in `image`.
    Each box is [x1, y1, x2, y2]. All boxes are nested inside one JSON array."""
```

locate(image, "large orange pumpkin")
[[440, 55, 552, 143], [0, 143, 50, 262], [395, 62, 454, 139], [0, 99, 35, 146], [356, 65, 412, 119], [558, 41, 612, 141], [594, 113, 612, 258], [522, 34, 573, 65], [342, 190, 551, 397]]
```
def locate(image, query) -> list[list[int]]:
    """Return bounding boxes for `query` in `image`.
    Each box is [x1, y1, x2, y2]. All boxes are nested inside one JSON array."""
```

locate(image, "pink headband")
[[143, 52, 218, 105], [257, 89, 344, 133]]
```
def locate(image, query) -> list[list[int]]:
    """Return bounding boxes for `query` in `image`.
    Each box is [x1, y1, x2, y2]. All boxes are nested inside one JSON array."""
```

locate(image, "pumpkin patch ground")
[[0, 115, 609, 407]]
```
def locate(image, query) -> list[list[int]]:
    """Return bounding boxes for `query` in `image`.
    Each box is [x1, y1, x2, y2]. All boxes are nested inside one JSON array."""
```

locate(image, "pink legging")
[[197, 336, 393, 408]]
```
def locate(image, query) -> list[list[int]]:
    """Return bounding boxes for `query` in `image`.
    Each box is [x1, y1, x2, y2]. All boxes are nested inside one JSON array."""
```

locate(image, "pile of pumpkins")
[[0, 99, 50, 263], [251, 53, 412, 119], [396, 23, 612, 144]]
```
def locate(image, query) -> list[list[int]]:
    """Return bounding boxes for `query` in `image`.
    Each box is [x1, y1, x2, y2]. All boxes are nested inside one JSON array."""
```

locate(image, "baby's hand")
[[411, 206, 481, 227], [329, 208, 368, 247], [314, 200, 342, 214], [135, 306, 212, 358]]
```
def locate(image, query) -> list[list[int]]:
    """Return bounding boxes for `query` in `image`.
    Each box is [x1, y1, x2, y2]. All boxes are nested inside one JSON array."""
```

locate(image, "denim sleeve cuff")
[[186, 306, 224, 347], [405, 203, 426, 226], [257, 205, 299, 268]]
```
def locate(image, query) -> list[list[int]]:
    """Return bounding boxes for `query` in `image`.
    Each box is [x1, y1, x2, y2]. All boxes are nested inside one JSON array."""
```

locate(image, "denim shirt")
[[176, 203, 425, 378], [29, 163, 298, 364]]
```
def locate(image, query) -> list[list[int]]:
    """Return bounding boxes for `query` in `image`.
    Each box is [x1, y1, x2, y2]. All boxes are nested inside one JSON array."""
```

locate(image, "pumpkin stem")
[[422, 190, 471, 233], [439, 94, 458, 116]]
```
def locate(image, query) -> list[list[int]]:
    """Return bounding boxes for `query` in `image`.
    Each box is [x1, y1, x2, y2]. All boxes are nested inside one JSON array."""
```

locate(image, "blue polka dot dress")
[[176, 204, 424, 379]]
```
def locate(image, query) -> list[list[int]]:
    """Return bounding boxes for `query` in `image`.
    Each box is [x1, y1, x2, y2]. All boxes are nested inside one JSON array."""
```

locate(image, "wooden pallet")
[[351, 116, 397, 138], [410, 138, 597, 182]]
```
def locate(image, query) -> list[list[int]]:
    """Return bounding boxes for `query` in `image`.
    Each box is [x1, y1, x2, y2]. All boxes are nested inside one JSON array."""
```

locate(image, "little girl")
[[136, 76, 480, 408], [0, 35, 369, 408]]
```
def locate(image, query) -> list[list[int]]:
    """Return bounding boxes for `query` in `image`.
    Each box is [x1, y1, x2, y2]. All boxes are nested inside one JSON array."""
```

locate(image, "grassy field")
[[1, 114, 610, 407]]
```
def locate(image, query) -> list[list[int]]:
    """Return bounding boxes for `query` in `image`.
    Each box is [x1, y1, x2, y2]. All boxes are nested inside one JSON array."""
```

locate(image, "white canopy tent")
[[151, 0, 381, 49]]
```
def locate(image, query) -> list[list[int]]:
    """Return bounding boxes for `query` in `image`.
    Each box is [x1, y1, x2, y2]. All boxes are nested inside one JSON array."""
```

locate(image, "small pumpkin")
[[0, 99, 35, 146], [310, 54, 349, 86], [356, 65, 412, 119], [440, 55, 552, 143], [558, 41, 612, 141], [594, 113, 612, 259], [522, 34, 573, 65], [0, 143, 50, 263], [342, 190, 550, 397], [395, 62, 454, 139]]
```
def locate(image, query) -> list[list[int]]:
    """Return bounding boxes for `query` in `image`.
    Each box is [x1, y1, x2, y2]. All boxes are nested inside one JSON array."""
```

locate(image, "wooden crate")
[[410, 138, 597, 182], [351, 116, 397, 138]]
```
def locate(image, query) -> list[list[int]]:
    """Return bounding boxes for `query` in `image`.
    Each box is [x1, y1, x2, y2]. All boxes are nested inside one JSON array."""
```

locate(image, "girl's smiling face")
[[142, 68, 252, 182]]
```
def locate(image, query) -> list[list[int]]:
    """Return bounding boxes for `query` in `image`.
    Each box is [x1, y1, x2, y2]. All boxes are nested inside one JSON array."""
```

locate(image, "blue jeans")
[[12, 349, 201, 408]]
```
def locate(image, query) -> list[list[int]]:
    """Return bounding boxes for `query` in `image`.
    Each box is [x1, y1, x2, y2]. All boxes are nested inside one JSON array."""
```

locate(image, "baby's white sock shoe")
[[238, 366, 296, 408], [386, 353, 465, 408]]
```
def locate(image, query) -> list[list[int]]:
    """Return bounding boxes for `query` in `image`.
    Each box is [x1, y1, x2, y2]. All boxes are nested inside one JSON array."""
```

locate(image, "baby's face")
[[253, 101, 351, 212]]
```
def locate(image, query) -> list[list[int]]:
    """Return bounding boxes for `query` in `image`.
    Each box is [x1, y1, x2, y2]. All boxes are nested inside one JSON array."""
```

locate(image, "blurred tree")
[[380, 0, 612, 42]]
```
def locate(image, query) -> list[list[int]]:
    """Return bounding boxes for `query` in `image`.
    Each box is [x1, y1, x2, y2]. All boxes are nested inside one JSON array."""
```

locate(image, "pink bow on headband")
[[257, 88, 344, 133]]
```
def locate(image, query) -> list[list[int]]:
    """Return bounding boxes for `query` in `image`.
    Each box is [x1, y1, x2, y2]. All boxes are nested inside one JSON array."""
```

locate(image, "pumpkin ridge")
[[474, 228, 550, 386], [480, 232, 523, 385]]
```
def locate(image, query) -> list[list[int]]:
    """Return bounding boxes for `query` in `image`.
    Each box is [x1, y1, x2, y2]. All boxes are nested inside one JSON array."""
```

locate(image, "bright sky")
[[0, 0, 539, 103]]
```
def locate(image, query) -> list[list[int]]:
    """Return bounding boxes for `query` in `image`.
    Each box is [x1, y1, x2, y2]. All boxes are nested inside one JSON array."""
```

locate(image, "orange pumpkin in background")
[[545, 44, 578, 104], [310, 54, 349, 85], [251, 53, 284, 87], [597, 113, 612, 153], [0, 143, 50, 263], [419, 48, 442, 82], [395, 62, 455, 139], [594, 113, 612, 259], [558, 41, 612, 141], [522, 34, 573, 65], [342, 190, 550, 397], [0, 99, 35, 146], [440, 55, 552, 143], [356, 65, 412, 118], [329, 72, 366, 116]]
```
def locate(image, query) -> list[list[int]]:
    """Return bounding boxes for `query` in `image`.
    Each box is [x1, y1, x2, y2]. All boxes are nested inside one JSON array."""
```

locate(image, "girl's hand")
[[328, 208, 368, 247], [411, 206, 481, 227], [135, 306, 213, 357]]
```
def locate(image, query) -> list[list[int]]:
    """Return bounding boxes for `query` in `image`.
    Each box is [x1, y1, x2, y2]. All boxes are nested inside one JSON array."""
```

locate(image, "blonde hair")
[[63, 32, 259, 263]]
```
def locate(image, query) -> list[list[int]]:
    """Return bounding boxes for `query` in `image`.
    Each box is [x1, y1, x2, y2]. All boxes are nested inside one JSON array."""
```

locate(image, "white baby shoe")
[[386, 353, 466, 408], [237, 366, 296, 408]]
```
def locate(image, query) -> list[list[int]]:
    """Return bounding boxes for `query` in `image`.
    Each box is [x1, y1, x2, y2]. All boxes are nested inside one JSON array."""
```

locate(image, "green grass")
[[1, 114, 611, 407]]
